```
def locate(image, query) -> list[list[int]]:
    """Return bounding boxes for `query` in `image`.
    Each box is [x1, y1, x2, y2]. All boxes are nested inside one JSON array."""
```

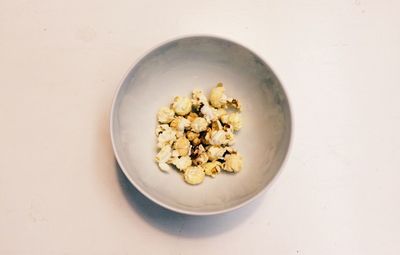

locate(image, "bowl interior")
[[111, 36, 291, 215]]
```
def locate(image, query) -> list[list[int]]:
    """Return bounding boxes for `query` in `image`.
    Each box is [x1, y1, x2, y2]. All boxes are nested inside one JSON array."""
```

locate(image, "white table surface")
[[1, 0, 399, 254]]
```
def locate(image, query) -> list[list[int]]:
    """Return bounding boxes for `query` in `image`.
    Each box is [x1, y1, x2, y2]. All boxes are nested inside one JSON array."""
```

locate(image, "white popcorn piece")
[[172, 96, 192, 115], [155, 145, 172, 172], [192, 89, 208, 109], [157, 107, 175, 124], [158, 162, 171, 172], [193, 152, 209, 166], [171, 150, 180, 158], [172, 156, 192, 171], [157, 127, 176, 148], [221, 112, 242, 131], [170, 116, 191, 137], [155, 124, 170, 135], [207, 145, 226, 161], [200, 103, 216, 123], [184, 166, 205, 185], [209, 130, 227, 145], [191, 117, 208, 133], [202, 161, 222, 177], [223, 154, 243, 173], [213, 108, 227, 119], [173, 137, 191, 156], [209, 83, 228, 108], [193, 89, 218, 122], [225, 146, 237, 154], [156, 145, 172, 162]]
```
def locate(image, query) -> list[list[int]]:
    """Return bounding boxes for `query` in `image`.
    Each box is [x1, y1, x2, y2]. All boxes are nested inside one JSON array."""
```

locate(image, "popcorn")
[[192, 137, 201, 146], [173, 137, 191, 156], [213, 108, 227, 119], [210, 83, 228, 108], [223, 154, 243, 173], [193, 152, 209, 166], [207, 146, 226, 161], [202, 161, 222, 177], [184, 166, 205, 185], [225, 129, 235, 145], [156, 126, 176, 148], [154, 83, 243, 185], [171, 150, 180, 158], [155, 145, 172, 171], [186, 112, 198, 122], [191, 89, 208, 110], [209, 83, 242, 110], [191, 117, 208, 133], [170, 116, 191, 137], [200, 103, 216, 123], [225, 146, 237, 154], [209, 130, 227, 145], [172, 96, 192, 115], [155, 124, 170, 135], [172, 156, 192, 171], [157, 107, 175, 123], [211, 120, 223, 131], [228, 98, 241, 110], [191, 144, 206, 157], [186, 131, 199, 141], [221, 112, 242, 131]]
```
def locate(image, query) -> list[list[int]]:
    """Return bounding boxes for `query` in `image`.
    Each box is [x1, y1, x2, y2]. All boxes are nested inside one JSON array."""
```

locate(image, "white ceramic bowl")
[[110, 36, 291, 215]]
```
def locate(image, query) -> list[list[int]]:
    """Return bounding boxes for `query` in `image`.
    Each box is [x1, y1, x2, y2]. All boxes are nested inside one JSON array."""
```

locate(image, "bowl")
[[110, 36, 291, 215]]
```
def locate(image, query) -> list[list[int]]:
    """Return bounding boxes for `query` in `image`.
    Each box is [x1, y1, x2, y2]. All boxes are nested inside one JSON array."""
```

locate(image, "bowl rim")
[[109, 34, 293, 216]]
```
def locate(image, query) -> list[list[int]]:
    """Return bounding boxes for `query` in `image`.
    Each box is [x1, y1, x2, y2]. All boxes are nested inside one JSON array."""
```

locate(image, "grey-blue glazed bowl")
[[110, 36, 291, 215]]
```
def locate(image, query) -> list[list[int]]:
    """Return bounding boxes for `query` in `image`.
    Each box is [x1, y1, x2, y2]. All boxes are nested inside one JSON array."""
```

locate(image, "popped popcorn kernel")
[[221, 112, 242, 131], [170, 116, 191, 137], [155, 145, 172, 172], [191, 117, 208, 133], [172, 96, 192, 115], [184, 166, 205, 185], [210, 83, 228, 108], [207, 146, 226, 161], [172, 156, 192, 171], [223, 154, 243, 173], [174, 137, 191, 156], [157, 107, 175, 123], [203, 161, 222, 177]]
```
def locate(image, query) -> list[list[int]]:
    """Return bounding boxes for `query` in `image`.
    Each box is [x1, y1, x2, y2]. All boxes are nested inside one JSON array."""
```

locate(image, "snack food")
[[155, 83, 243, 185]]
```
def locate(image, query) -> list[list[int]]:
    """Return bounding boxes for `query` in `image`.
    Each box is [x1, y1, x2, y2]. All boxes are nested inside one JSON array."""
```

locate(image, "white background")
[[1, 0, 399, 254]]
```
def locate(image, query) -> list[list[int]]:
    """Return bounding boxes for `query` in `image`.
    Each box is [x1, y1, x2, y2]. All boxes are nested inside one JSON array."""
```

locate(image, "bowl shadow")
[[115, 161, 262, 238]]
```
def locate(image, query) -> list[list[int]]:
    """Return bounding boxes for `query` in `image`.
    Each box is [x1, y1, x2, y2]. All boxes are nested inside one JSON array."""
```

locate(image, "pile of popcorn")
[[155, 83, 243, 185]]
